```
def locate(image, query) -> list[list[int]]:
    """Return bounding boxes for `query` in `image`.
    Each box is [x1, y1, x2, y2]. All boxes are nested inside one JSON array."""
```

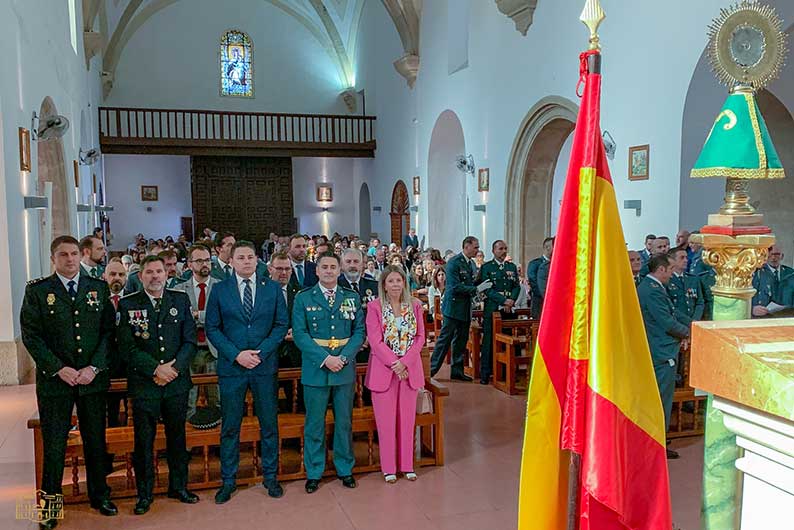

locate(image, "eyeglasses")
[[190, 258, 211, 264]]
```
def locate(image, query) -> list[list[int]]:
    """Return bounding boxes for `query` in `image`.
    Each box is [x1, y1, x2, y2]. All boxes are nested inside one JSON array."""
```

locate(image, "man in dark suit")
[[402, 228, 419, 250], [104, 258, 128, 428], [210, 232, 237, 281], [637, 254, 690, 459], [20, 236, 118, 529], [429, 236, 492, 381], [206, 241, 289, 503], [639, 234, 656, 266], [117, 256, 199, 514], [338, 248, 378, 363], [267, 252, 303, 411], [288, 234, 318, 288], [527, 237, 554, 319]]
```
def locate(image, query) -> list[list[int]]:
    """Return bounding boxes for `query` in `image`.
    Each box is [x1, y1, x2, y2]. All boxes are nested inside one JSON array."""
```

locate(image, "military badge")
[[340, 298, 357, 319], [86, 291, 99, 307], [170, 307, 178, 317], [115, 312, 121, 326], [141, 332, 150, 340], [46, 293, 56, 305]]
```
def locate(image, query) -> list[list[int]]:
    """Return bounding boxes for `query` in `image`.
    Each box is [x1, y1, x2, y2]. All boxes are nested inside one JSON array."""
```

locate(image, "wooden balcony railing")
[[98, 107, 377, 157]]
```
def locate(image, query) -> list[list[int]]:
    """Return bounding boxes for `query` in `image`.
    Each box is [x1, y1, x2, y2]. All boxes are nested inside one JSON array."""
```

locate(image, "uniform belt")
[[314, 338, 349, 349]]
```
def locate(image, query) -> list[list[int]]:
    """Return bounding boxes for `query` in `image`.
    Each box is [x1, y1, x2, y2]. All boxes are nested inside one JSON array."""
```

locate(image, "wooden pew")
[[492, 312, 538, 395], [27, 364, 449, 504], [668, 343, 706, 438]]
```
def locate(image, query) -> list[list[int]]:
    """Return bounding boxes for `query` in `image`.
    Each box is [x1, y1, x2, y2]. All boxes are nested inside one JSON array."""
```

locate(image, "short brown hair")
[[79, 235, 100, 253], [316, 252, 340, 265], [231, 240, 257, 257], [187, 244, 211, 260], [140, 255, 165, 271], [270, 251, 290, 263], [158, 249, 178, 261], [51, 235, 79, 255], [289, 233, 306, 246]]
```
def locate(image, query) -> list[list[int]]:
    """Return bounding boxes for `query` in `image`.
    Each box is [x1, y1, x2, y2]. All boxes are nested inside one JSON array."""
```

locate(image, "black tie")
[[153, 297, 162, 312], [67, 280, 77, 298], [352, 281, 359, 293]]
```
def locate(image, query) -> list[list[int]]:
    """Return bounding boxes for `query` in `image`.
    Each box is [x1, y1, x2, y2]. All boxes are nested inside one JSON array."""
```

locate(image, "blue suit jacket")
[[205, 273, 289, 377], [291, 260, 319, 289]]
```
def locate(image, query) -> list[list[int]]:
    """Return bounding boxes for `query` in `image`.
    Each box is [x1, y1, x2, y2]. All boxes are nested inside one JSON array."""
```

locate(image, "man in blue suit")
[[288, 234, 318, 288], [402, 228, 419, 250], [205, 241, 289, 504]]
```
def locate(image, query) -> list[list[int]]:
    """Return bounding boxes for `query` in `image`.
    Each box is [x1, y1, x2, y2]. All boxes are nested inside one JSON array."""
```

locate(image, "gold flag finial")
[[580, 0, 605, 50]]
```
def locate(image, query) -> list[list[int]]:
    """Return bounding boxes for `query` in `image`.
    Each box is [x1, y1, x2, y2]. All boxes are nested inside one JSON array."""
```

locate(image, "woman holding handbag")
[[365, 265, 426, 483]]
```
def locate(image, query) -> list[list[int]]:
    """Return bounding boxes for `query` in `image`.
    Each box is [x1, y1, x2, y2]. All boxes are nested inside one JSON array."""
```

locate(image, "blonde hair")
[[378, 265, 413, 312]]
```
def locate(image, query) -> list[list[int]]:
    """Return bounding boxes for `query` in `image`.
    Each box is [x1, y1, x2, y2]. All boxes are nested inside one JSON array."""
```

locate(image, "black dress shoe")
[[214, 484, 237, 504], [90, 499, 118, 516], [263, 479, 284, 498], [450, 373, 473, 382], [168, 489, 199, 504], [39, 518, 58, 530], [133, 498, 152, 515], [339, 475, 357, 489], [666, 449, 680, 460], [305, 479, 320, 494]]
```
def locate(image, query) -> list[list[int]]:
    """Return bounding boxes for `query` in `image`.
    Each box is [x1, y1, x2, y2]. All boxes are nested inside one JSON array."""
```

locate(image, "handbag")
[[416, 388, 433, 415]]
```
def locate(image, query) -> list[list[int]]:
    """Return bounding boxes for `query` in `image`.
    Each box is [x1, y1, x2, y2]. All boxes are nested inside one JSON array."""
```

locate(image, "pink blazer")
[[364, 299, 426, 392]]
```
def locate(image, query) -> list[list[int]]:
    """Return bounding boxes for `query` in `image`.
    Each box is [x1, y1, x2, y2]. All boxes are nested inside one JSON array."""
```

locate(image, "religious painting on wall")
[[628, 144, 650, 181], [316, 184, 333, 203], [478, 168, 490, 192], [18, 127, 31, 172], [141, 185, 159, 201], [220, 29, 253, 98], [413, 176, 420, 195]]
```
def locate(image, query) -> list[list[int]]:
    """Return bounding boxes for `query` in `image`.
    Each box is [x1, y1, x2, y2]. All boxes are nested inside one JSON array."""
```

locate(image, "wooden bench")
[[28, 365, 449, 504], [668, 343, 706, 438], [492, 313, 538, 395]]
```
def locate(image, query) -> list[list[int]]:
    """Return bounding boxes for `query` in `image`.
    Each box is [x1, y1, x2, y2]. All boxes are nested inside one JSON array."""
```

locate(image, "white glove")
[[476, 280, 493, 293]]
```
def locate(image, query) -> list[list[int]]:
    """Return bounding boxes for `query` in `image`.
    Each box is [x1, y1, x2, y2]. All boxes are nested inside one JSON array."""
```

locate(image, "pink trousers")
[[371, 376, 418, 475]]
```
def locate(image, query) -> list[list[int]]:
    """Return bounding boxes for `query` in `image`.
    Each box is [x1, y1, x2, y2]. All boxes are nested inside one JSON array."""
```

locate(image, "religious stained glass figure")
[[220, 30, 253, 97]]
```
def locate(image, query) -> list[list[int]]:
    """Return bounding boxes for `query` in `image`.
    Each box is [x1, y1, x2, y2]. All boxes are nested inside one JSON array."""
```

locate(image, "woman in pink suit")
[[365, 265, 425, 483]]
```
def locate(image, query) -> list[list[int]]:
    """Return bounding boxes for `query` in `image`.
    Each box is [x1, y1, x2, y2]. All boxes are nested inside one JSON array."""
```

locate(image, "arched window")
[[220, 30, 253, 97]]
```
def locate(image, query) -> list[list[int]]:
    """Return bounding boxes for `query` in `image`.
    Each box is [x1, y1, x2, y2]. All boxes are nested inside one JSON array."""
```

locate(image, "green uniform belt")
[[314, 338, 349, 349]]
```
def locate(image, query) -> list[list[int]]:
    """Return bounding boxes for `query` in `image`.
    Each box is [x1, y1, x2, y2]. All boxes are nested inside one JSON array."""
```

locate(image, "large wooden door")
[[390, 180, 410, 245], [191, 156, 295, 247]]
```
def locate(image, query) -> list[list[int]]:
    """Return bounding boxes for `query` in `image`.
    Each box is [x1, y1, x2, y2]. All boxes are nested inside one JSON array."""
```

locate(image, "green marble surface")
[[701, 294, 745, 530]]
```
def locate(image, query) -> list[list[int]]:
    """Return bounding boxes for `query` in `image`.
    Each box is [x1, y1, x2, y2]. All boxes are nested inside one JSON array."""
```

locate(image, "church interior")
[[2, 0, 794, 529]]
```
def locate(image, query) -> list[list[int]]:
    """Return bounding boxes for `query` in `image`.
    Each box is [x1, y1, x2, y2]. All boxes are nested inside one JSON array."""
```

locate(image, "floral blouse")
[[382, 301, 417, 357]]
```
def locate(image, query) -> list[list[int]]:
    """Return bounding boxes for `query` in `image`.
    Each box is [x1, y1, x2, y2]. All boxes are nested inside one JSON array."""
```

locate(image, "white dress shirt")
[[56, 271, 80, 293]]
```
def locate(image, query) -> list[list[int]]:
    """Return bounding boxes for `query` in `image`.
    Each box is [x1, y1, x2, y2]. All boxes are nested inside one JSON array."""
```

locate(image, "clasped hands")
[[390, 359, 408, 380], [154, 359, 179, 386], [57, 366, 97, 386], [236, 349, 262, 369]]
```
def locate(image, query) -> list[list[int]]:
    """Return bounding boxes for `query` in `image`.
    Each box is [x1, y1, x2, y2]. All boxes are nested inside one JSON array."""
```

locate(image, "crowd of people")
[[20, 222, 792, 527]]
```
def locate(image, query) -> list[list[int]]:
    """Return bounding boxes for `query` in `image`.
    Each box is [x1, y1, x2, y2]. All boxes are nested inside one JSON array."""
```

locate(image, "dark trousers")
[[106, 392, 127, 427], [278, 342, 304, 413], [654, 362, 676, 432], [219, 373, 279, 483], [480, 309, 516, 381], [37, 390, 109, 503], [430, 315, 471, 377], [132, 392, 190, 499]]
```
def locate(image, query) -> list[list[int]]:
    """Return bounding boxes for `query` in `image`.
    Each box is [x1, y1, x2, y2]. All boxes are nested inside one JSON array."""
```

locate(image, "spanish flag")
[[517, 50, 672, 529]]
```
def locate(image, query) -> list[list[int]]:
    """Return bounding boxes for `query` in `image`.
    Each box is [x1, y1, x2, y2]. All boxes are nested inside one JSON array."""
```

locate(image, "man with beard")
[[105, 258, 128, 428], [172, 244, 220, 421], [337, 248, 378, 363], [80, 235, 107, 279], [158, 250, 185, 288], [117, 256, 198, 513], [288, 234, 318, 288]]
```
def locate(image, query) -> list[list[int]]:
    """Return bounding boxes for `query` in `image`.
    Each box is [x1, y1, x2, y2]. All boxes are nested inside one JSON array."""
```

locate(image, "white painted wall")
[[292, 157, 359, 236], [104, 154, 191, 249], [107, 0, 348, 115], [0, 0, 103, 342]]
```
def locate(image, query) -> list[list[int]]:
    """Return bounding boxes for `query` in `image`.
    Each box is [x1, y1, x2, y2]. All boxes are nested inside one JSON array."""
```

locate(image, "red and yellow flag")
[[517, 50, 672, 530]]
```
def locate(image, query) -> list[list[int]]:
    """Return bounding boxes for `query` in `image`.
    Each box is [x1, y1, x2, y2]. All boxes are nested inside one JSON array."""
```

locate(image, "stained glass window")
[[220, 30, 253, 97]]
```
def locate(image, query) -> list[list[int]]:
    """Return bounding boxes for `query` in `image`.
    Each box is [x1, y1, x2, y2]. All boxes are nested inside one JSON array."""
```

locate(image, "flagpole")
[[564, 3, 605, 530]]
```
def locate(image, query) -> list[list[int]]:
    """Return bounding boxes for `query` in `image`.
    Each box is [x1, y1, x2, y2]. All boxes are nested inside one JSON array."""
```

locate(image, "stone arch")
[[390, 180, 410, 245], [358, 182, 372, 239], [427, 109, 466, 253], [37, 97, 72, 249], [505, 96, 578, 267]]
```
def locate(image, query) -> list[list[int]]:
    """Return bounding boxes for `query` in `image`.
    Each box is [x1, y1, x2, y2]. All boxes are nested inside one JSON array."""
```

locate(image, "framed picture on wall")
[[141, 185, 159, 201], [478, 168, 490, 192], [18, 128, 31, 172], [628, 144, 650, 181], [316, 184, 333, 203], [413, 176, 420, 195]]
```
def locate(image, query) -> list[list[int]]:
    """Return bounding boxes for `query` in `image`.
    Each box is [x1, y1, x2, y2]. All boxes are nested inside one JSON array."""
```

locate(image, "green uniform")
[[116, 289, 197, 500], [667, 272, 704, 323], [777, 272, 794, 307], [80, 262, 105, 279], [479, 259, 521, 383], [637, 276, 690, 431], [752, 267, 776, 313], [526, 256, 548, 319], [292, 284, 365, 479], [20, 273, 115, 505], [691, 261, 716, 321]]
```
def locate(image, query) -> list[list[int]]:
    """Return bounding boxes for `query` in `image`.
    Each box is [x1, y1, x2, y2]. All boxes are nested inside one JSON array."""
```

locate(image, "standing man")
[[373, 248, 387, 279], [117, 256, 199, 514], [479, 241, 521, 385], [628, 250, 642, 287], [211, 232, 237, 280], [206, 241, 289, 503], [268, 252, 303, 411], [639, 234, 656, 266], [429, 237, 492, 382], [79, 235, 106, 279], [105, 258, 128, 427], [338, 248, 378, 363], [171, 244, 220, 422], [764, 244, 793, 299], [288, 234, 318, 288], [527, 237, 554, 319], [637, 255, 690, 459], [402, 228, 419, 250], [159, 250, 184, 288], [666, 248, 704, 322], [292, 253, 365, 494], [21, 236, 118, 528]]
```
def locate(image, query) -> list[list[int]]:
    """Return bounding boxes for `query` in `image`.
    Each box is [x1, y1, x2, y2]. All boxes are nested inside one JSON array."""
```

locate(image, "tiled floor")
[[0, 371, 702, 529]]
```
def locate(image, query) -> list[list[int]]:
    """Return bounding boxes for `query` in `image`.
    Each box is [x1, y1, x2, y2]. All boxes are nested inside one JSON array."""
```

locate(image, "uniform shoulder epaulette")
[[120, 291, 138, 300], [298, 286, 314, 294], [26, 276, 47, 286]]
